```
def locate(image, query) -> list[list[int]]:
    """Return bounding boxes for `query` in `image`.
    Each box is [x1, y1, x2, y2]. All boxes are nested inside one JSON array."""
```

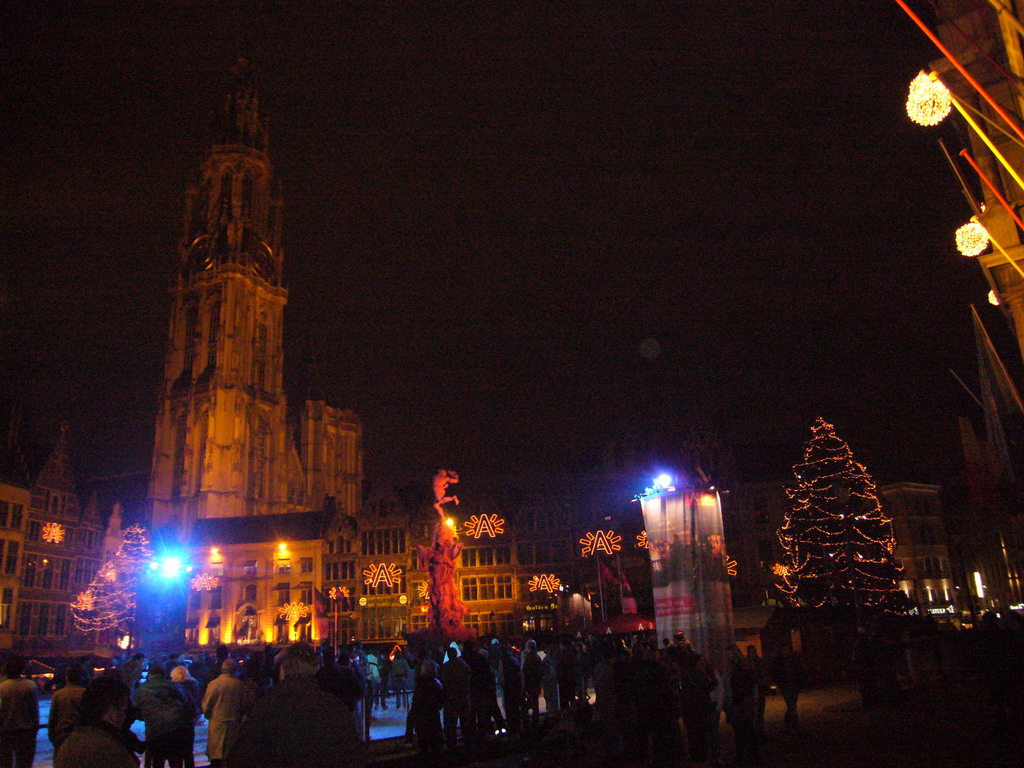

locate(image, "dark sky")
[[0, 1, 993, 489]]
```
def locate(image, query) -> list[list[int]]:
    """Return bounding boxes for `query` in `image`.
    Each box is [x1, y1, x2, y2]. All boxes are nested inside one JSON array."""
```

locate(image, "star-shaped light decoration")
[[328, 586, 350, 601], [726, 558, 738, 577], [772, 563, 791, 577], [464, 513, 505, 538], [363, 562, 403, 589], [189, 573, 220, 591], [42, 522, 65, 544], [528, 574, 561, 593], [416, 581, 429, 599], [579, 530, 622, 557], [278, 601, 310, 622], [636, 531, 649, 549]]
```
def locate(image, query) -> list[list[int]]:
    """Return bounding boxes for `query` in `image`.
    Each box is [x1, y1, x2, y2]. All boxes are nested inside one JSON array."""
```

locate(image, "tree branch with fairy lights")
[[775, 419, 906, 613], [70, 524, 152, 634]]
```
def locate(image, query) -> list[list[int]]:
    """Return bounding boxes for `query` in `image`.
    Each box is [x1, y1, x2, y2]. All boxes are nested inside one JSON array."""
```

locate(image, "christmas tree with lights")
[[71, 524, 152, 634], [776, 419, 905, 612]]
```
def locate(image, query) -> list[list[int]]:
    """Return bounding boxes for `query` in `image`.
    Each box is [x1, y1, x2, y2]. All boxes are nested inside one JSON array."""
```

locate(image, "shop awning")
[[274, 616, 288, 626], [205, 615, 221, 628], [295, 615, 311, 625], [185, 618, 199, 629], [274, 583, 290, 591]]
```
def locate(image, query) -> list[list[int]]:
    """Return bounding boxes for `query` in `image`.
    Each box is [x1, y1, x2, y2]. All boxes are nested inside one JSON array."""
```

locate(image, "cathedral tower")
[[150, 58, 291, 532]]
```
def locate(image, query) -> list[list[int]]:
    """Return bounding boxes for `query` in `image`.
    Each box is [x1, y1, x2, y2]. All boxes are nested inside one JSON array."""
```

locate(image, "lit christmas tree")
[[776, 419, 906, 613], [71, 524, 152, 634]]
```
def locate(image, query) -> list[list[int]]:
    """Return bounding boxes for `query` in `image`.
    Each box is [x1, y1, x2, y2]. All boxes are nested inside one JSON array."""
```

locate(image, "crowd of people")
[[0, 633, 803, 768]]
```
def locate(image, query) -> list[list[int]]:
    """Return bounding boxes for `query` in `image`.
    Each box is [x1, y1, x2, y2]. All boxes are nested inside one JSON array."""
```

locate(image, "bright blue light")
[[654, 473, 673, 490], [149, 562, 159, 571], [160, 557, 183, 578]]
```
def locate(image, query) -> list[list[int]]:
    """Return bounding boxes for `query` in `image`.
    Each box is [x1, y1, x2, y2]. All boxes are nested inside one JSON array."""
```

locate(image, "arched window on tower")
[[242, 174, 253, 219], [182, 302, 199, 377], [248, 416, 269, 501], [206, 295, 220, 371], [253, 321, 267, 391], [172, 412, 188, 500], [219, 171, 233, 221]]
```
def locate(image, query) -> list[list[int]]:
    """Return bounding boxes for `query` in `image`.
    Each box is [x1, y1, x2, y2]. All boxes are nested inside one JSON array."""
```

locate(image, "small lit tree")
[[71, 524, 152, 634], [776, 419, 905, 613]]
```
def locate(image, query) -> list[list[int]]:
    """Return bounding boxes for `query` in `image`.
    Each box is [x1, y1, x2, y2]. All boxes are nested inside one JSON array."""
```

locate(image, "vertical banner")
[[640, 489, 733, 666]]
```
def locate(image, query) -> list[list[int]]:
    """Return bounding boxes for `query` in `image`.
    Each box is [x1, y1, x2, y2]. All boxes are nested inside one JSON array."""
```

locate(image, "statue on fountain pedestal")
[[417, 470, 473, 640]]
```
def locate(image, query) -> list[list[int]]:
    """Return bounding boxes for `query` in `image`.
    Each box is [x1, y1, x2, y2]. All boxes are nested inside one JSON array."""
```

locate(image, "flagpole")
[[596, 555, 606, 622], [333, 597, 339, 657], [616, 553, 626, 614]]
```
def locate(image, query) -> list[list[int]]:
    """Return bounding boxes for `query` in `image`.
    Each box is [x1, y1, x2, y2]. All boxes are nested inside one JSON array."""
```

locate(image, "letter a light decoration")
[[528, 574, 561, 593], [363, 562, 403, 589], [42, 522, 66, 544], [279, 601, 310, 622], [464, 513, 505, 538], [580, 530, 622, 557], [190, 573, 220, 591]]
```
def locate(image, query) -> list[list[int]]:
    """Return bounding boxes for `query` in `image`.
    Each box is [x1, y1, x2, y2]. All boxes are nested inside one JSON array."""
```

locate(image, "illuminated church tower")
[[149, 58, 362, 536]]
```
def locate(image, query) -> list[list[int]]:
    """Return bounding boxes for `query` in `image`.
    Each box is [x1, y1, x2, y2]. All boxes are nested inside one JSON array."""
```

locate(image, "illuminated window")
[[4, 541, 17, 575], [277, 560, 291, 575], [360, 529, 406, 556], [0, 588, 11, 629], [242, 560, 257, 576], [300, 557, 313, 574]]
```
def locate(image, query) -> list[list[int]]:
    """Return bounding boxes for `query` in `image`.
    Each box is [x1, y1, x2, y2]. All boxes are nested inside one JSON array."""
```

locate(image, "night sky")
[[0, 1, 993, 490]]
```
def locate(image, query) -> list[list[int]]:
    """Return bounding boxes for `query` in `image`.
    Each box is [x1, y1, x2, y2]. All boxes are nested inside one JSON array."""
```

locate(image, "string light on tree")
[[579, 530, 622, 556], [776, 418, 905, 612], [906, 71, 951, 126], [464, 513, 505, 538], [70, 524, 152, 634], [956, 219, 990, 257]]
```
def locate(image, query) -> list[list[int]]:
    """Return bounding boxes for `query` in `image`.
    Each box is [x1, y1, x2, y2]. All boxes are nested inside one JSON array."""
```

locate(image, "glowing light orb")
[[989, 290, 1000, 306], [528, 574, 561, 593], [580, 530, 622, 557], [653, 474, 673, 490], [906, 71, 951, 126], [160, 557, 183, 578], [956, 220, 990, 256]]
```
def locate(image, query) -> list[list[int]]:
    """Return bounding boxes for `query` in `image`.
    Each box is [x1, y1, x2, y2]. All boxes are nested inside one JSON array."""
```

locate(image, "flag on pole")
[[314, 586, 331, 640], [615, 557, 638, 614], [598, 557, 619, 586], [972, 305, 1024, 483]]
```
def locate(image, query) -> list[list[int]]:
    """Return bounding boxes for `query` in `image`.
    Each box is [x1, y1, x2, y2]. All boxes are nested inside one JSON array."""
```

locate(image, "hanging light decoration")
[[989, 290, 1000, 306], [906, 71, 952, 126], [956, 219, 990, 257]]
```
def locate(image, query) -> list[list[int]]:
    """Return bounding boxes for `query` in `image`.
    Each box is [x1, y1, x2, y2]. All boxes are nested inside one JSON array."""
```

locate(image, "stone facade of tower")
[[149, 60, 362, 537]]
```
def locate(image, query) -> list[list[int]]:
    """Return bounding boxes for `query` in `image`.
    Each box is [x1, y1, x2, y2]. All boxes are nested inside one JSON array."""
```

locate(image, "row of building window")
[[15, 601, 68, 637], [461, 575, 514, 602], [22, 556, 73, 591], [0, 502, 24, 531], [0, 541, 19, 575]]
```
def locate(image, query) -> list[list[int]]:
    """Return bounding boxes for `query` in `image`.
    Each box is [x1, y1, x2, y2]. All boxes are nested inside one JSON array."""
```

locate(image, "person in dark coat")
[[48, 665, 87, 754], [409, 660, 445, 756], [440, 646, 474, 749], [134, 664, 194, 768], [725, 645, 760, 767], [499, 646, 525, 734], [772, 643, 804, 732], [464, 640, 506, 737], [556, 640, 577, 710], [316, 652, 365, 713], [520, 640, 544, 732], [226, 643, 366, 768], [55, 677, 139, 768]]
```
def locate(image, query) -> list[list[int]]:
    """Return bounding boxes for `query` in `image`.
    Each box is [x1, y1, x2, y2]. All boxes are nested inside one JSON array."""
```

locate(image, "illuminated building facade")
[[880, 483, 961, 618]]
